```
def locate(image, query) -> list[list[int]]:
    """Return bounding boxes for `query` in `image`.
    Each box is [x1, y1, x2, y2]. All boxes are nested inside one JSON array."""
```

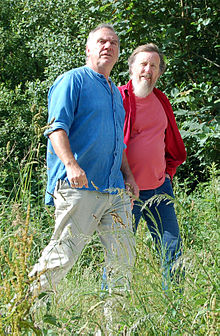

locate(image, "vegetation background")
[[0, 0, 219, 335]]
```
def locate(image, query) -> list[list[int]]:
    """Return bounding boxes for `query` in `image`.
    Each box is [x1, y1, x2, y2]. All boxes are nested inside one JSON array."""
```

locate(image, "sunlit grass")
[[0, 159, 219, 335]]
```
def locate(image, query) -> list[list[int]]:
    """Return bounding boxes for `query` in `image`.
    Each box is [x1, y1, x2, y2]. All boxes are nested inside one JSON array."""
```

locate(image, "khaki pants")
[[29, 180, 135, 292]]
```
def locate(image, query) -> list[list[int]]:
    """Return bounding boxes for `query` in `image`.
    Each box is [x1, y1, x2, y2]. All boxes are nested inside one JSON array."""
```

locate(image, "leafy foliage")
[[0, 2, 219, 334], [0, 0, 219, 200]]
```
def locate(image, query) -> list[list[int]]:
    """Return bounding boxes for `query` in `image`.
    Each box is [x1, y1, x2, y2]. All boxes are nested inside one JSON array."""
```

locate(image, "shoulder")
[[118, 81, 131, 98], [118, 84, 128, 92], [153, 87, 174, 114], [49, 67, 87, 96], [153, 87, 170, 103], [53, 66, 87, 85]]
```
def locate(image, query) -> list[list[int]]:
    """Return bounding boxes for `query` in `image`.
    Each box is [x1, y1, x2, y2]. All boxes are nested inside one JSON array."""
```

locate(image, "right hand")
[[66, 163, 88, 189]]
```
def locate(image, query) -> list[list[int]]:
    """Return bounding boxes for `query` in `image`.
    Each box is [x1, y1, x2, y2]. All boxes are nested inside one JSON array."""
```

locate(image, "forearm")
[[49, 129, 88, 188], [121, 151, 133, 181], [121, 151, 139, 198], [49, 129, 78, 168]]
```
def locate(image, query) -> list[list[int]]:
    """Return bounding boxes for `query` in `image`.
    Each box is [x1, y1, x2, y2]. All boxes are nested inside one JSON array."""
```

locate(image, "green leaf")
[[43, 314, 61, 327]]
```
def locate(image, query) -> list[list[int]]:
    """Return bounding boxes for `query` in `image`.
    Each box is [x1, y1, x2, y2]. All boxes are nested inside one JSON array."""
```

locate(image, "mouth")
[[100, 52, 112, 58], [141, 74, 151, 81]]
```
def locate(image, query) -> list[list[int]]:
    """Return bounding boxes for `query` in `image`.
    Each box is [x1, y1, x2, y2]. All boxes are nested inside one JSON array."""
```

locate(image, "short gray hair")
[[128, 43, 166, 75], [86, 23, 120, 49]]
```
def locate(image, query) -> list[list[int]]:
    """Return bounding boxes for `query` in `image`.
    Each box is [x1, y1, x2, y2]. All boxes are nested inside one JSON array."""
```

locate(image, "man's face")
[[131, 51, 161, 97], [86, 28, 119, 74]]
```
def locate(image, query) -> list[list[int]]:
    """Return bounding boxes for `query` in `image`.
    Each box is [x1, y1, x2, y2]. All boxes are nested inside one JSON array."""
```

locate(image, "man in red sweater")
[[119, 44, 186, 289]]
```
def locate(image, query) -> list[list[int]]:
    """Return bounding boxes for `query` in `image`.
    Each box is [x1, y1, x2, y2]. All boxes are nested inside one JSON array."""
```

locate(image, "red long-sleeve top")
[[118, 80, 187, 179]]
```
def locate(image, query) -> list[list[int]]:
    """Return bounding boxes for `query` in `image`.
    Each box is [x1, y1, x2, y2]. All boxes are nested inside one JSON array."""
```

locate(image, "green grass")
[[0, 162, 219, 335]]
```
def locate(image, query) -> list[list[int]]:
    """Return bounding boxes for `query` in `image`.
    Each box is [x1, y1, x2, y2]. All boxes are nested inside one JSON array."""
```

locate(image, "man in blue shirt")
[[29, 24, 138, 294]]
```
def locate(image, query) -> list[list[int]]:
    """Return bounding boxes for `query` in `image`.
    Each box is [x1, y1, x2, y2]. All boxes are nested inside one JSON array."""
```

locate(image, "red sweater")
[[118, 80, 187, 179]]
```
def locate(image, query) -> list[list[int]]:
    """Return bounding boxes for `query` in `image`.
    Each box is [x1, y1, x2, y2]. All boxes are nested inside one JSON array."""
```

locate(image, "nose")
[[144, 64, 151, 72], [104, 41, 111, 49]]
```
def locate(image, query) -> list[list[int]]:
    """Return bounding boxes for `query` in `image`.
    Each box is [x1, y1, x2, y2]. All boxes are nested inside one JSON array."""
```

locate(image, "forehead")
[[133, 51, 160, 65], [90, 28, 119, 43]]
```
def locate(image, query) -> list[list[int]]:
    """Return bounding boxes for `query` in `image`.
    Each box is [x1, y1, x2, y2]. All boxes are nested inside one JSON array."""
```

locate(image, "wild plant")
[[0, 106, 47, 335], [0, 204, 42, 335]]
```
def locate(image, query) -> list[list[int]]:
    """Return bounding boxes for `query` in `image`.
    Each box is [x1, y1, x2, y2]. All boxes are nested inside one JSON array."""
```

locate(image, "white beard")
[[132, 78, 153, 98]]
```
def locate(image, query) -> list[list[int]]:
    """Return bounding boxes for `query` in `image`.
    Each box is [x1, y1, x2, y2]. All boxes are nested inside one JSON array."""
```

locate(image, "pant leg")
[[149, 178, 181, 258], [29, 182, 110, 292], [132, 201, 142, 233], [98, 192, 135, 290], [133, 179, 182, 288], [141, 179, 182, 286], [132, 189, 154, 233]]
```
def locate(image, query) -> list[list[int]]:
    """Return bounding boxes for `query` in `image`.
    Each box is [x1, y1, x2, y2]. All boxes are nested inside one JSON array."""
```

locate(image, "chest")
[[132, 94, 167, 136]]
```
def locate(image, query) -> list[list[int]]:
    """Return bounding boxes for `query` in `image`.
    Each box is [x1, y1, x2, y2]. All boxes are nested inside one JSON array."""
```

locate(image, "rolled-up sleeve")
[[44, 73, 77, 137]]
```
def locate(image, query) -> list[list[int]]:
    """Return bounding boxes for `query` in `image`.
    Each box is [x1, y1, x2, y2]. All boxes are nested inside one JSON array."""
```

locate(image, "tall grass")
[[0, 120, 219, 336]]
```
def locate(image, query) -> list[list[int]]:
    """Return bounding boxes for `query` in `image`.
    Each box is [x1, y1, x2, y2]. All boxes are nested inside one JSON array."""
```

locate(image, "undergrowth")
[[0, 155, 219, 335]]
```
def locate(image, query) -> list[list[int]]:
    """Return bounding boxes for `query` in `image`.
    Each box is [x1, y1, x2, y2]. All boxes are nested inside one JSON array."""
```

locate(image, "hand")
[[125, 180, 139, 210], [120, 151, 139, 208], [125, 181, 139, 199], [66, 164, 88, 189]]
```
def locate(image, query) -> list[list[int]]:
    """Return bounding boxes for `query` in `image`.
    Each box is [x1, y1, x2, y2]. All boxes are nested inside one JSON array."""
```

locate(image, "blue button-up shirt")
[[44, 66, 126, 205]]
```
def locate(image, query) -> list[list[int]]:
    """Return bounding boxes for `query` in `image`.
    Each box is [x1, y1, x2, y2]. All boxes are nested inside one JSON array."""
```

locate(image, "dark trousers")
[[133, 177, 182, 289]]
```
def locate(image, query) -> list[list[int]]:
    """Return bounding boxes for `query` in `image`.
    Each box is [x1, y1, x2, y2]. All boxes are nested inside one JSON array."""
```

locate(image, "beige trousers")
[[29, 180, 136, 292]]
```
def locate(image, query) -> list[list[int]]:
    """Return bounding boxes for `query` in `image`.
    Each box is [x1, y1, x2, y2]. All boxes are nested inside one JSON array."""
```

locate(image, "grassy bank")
[[0, 163, 219, 335]]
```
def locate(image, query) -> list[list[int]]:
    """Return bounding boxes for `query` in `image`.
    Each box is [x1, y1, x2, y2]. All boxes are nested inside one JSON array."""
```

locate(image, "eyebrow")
[[98, 37, 118, 43], [141, 61, 157, 65]]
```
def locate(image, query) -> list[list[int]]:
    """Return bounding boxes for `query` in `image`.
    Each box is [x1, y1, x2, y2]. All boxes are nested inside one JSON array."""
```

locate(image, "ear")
[[86, 45, 90, 57]]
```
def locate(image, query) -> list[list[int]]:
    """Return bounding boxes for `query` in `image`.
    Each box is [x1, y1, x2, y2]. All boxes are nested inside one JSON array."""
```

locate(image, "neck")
[[133, 87, 153, 98], [86, 61, 111, 80]]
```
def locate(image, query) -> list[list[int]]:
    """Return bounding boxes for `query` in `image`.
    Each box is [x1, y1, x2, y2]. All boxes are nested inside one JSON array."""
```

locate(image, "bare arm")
[[121, 151, 139, 199], [49, 129, 88, 188]]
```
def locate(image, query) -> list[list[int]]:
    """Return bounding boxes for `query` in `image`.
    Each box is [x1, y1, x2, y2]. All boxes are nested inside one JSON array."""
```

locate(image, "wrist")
[[65, 157, 78, 168]]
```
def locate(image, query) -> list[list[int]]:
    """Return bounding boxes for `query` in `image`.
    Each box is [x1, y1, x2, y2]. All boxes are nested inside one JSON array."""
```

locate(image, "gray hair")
[[86, 23, 120, 49], [128, 43, 166, 75]]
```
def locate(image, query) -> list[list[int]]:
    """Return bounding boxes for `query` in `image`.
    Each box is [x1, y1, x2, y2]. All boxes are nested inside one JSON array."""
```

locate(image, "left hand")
[[120, 151, 139, 209], [125, 179, 139, 210]]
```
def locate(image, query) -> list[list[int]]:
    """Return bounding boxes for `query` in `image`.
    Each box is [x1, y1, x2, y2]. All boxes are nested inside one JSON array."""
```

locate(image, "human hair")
[[86, 23, 120, 49], [128, 43, 166, 75]]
